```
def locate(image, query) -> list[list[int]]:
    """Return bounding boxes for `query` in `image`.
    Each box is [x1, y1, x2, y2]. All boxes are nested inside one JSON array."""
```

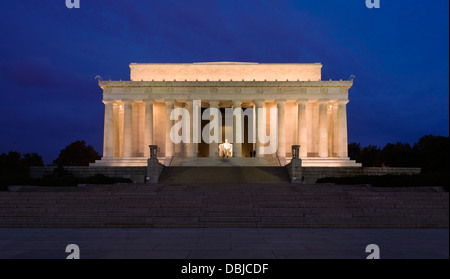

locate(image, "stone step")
[[0, 183, 448, 228], [1, 211, 447, 220], [159, 166, 290, 184], [3, 194, 446, 201], [2, 202, 448, 211], [0, 192, 447, 197], [171, 157, 281, 167], [78, 200, 446, 206], [1, 207, 448, 215], [0, 220, 447, 229]]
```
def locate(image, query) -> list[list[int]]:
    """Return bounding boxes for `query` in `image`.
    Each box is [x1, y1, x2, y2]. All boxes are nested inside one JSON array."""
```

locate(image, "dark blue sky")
[[1, 0, 448, 163]]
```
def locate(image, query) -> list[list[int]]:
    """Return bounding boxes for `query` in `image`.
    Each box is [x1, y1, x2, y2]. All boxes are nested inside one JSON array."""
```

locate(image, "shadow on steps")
[[159, 167, 291, 184]]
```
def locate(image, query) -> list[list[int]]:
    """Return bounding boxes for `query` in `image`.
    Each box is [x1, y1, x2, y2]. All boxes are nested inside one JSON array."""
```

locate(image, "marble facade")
[[92, 62, 361, 167]]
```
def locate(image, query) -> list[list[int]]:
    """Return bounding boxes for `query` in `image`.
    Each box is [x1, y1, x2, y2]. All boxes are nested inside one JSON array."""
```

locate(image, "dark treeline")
[[1, 135, 448, 180], [0, 141, 120, 189], [0, 140, 99, 173], [0, 152, 44, 175], [52, 140, 100, 167], [0, 140, 100, 185], [0, 152, 45, 189], [349, 135, 449, 173]]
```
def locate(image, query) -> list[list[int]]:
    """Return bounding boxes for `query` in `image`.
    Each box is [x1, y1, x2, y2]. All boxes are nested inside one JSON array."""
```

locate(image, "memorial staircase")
[[0, 184, 448, 228], [170, 157, 280, 167], [159, 166, 290, 184]]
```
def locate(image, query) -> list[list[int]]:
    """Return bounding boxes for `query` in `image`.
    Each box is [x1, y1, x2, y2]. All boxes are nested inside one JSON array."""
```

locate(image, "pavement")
[[0, 228, 447, 259]]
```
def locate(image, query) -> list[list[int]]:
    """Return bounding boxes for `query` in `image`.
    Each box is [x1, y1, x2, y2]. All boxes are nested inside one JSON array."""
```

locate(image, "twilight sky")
[[0, 0, 448, 163]]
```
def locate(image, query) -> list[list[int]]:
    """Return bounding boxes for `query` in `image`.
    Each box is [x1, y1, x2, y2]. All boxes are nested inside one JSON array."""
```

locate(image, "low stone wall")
[[285, 158, 303, 184], [361, 167, 422, 176], [30, 166, 147, 183], [302, 167, 421, 184], [30, 166, 421, 185]]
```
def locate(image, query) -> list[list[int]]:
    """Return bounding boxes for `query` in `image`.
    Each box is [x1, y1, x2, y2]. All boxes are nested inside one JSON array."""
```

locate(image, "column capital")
[[297, 98, 309, 104], [143, 99, 154, 104], [232, 100, 243, 107], [253, 99, 265, 106], [275, 98, 287, 103], [318, 98, 330, 104], [184, 100, 193, 108], [208, 100, 220, 107], [102, 100, 115, 105], [121, 99, 134, 104], [337, 99, 349, 105], [164, 99, 176, 105]]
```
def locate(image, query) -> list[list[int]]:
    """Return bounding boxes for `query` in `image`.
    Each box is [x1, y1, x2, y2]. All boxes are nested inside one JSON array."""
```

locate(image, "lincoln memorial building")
[[92, 62, 361, 167]]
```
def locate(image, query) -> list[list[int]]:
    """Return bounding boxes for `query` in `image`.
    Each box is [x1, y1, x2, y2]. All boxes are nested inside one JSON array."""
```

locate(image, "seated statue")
[[219, 139, 233, 158]]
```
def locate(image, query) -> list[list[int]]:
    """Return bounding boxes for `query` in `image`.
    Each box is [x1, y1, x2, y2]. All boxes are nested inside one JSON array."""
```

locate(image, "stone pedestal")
[[286, 145, 303, 184], [146, 145, 164, 184]]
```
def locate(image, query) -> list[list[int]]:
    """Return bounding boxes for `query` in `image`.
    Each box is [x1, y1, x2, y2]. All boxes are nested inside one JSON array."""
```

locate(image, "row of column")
[[297, 99, 349, 158], [103, 99, 348, 159], [103, 100, 225, 159], [103, 100, 155, 159], [254, 99, 347, 158]]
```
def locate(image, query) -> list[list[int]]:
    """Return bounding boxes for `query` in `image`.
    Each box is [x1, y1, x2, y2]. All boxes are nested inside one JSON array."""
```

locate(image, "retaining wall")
[[30, 166, 148, 183], [30, 166, 421, 184], [301, 167, 421, 184]]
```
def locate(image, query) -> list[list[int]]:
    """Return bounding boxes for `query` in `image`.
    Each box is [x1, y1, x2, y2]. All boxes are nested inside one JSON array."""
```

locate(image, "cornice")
[[99, 80, 353, 89]]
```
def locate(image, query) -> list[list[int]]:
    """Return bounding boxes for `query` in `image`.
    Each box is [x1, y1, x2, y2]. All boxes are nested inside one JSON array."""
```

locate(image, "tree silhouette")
[[413, 135, 449, 173], [381, 142, 413, 167], [0, 151, 44, 185], [54, 140, 100, 166], [21, 153, 44, 168], [348, 143, 361, 161], [349, 135, 449, 172]]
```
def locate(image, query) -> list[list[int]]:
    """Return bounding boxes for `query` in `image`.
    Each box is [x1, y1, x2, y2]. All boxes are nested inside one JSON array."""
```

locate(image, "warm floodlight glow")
[[129, 63, 323, 82]]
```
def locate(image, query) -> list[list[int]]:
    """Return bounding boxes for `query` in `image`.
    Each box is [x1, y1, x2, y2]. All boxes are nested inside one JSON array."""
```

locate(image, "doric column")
[[232, 100, 243, 157], [174, 102, 182, 156], [113, 103, 121, 158], [297, 99, 308, 158], [307, 100, 319, 157], [122, 100, 133, 158], [318, 99, 329, 158], [143, 100, 154, 158], [185, 100, 196, 158], [208, 100, 220, 157], [131, 102, 140, 157], [337, 99, 349, 158], [332, 103, 339, 157], [327, 103, 333, 156], [254, 99, 264, 157], [102, 100, 114, 158], [165, 100, 175, 157], [276, 99, 286, 157]]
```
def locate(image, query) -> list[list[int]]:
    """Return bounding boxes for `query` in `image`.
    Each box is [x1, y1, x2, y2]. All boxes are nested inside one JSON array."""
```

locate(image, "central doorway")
[[197, 107, 254, 157]]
